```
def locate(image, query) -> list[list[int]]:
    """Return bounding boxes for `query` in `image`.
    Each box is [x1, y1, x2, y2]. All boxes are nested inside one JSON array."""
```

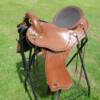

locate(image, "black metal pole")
[[67, 38, 88, 66], [19, 33, 37, 100], [78, 45, 90, 96]]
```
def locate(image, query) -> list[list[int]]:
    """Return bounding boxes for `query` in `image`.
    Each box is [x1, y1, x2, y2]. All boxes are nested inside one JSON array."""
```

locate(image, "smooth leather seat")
[[53, 6, 83, 29]]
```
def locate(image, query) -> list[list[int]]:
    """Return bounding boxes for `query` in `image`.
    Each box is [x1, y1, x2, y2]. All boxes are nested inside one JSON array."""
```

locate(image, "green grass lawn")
[[0, 0, 100, 100]]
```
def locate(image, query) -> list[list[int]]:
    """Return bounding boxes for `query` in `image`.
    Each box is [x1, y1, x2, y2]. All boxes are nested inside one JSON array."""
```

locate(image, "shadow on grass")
[[16, 55, 54, 100]]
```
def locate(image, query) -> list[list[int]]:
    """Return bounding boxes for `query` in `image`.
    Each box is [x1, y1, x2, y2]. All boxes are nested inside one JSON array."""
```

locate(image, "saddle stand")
[[66, 37, 90, 98], [17, 6, 90, 100]]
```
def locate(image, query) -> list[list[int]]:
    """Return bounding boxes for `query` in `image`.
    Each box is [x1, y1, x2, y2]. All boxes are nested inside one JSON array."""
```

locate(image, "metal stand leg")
[[67, 38, 88, 66], [66, 37, 90, 98], [54, 90, 61, 100], [78, 44, 90, 96], [20, 43, 38, 100]]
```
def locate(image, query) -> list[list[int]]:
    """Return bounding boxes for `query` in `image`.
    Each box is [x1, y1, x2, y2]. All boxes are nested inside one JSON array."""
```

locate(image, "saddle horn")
[[25, 12, 42, 34]]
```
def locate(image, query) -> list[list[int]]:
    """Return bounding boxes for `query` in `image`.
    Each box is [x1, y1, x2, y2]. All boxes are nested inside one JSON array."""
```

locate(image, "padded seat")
[[53, 6, 83, 29]]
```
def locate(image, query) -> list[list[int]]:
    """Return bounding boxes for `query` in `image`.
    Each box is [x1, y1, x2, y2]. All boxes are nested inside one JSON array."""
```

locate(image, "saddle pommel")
[[25, 12, 42, 34]]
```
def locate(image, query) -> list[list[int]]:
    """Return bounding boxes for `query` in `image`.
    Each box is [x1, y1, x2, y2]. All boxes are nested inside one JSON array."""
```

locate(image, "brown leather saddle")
[[17, 6, 89, 98]]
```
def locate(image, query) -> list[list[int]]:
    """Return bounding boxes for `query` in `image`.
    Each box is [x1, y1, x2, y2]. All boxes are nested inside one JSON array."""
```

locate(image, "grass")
[[0, 0, 100, 100]]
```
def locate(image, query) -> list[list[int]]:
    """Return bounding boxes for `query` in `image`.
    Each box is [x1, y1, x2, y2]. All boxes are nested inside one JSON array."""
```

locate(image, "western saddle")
[[17, 6, 90, 100]]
